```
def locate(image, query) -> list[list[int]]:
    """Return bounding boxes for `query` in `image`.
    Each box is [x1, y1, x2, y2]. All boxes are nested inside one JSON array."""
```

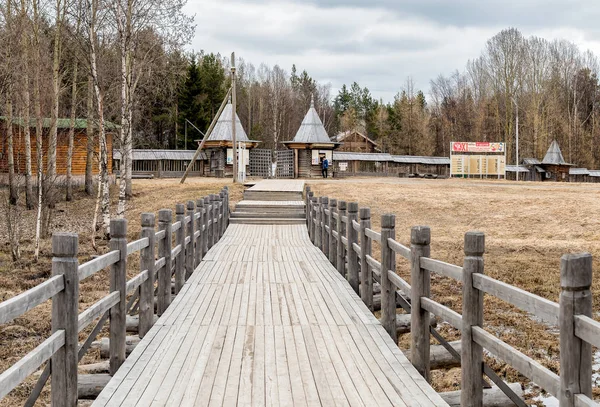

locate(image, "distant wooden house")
[[390, 155, 450, 177], [283, 96, 340, 178], [539, 140, 572, 182], [332, 152, 393, 176], [334, 130, 380, 153], [519, 158, 545, 181], [113, 149, 208, 178], [198, 101, 260, 177], [0, 117, 116, 184], [569, 168, 590, 183], [332, 152, 450, 178], [505, 165, 530, 181]]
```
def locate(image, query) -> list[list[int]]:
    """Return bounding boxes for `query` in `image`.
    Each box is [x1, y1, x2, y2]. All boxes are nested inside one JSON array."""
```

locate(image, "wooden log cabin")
[[198, 101, 260, 177], [282, 96, 340, 178], [0, 117, 116, 184], [334, 129, 380, 153]]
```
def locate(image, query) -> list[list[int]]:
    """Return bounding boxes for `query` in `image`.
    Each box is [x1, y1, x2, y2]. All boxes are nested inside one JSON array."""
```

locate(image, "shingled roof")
[[542, 140, 572, 165], [291, 96, 331, 143], [206, 101, 250, 142]]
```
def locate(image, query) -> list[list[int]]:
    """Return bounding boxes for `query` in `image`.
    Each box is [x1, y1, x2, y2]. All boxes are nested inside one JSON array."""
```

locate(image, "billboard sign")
[[451, 142, 505, 153]]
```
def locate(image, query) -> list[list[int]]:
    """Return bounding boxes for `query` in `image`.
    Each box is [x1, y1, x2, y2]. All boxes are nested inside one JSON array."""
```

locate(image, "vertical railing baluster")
[[329, 199, 337, 265], [157, 209, 172, 316], [410, 226, 431, 381], [174, 204, 185, 293], [380, 214, 396, 342], [139, 213, 155, 338], [186, 200, 195, 279], [359, 208, 372, 310], [347, 202, 359, 294], [109, 218, 128, 374], [559, 253, 593, 406], [51, 233, 79, 407], [337, 201, 346, 277], [461, 231, 485, 407]]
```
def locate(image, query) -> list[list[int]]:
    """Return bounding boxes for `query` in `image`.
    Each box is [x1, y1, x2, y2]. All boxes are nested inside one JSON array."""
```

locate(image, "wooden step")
[[231, 211, 305, 219], [243, 191, 303, 201], [229, 218, 306, 225]]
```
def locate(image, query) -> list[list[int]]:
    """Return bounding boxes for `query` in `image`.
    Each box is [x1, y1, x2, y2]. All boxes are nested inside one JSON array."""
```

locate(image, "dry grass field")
[[309, 177, 600, 404], [1, 176, 599, 405]]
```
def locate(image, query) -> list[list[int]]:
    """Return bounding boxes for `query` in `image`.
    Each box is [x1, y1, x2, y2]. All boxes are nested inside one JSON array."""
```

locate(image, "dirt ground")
[[1, 176, 600, 405], [0, 178, 244, 406], [309, 177, 600, 404]]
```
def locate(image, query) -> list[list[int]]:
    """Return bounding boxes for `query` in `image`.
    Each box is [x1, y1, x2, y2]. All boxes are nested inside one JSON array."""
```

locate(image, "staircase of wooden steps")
[[231, 180, 307, 225]]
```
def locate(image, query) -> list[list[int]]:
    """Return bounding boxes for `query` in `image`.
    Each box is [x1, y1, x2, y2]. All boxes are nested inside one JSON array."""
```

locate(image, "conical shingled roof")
[[292, 96, 331, 143], [207, 101, 249, 142], [542, 140, 570, 165]]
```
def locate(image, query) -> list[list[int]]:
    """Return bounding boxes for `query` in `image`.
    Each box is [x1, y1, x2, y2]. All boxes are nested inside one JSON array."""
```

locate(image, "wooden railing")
[[0, 187, 230, 407], [305, 185, 599, 407]]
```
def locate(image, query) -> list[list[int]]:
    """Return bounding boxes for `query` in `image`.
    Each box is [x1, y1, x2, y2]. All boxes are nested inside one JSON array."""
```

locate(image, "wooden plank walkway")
[[93, 224, 448, 406]]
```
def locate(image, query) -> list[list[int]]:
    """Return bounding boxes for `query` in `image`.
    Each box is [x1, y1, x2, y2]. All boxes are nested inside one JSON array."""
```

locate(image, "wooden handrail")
[[309, 192, 597, 405], [0, 188, 229, 405]]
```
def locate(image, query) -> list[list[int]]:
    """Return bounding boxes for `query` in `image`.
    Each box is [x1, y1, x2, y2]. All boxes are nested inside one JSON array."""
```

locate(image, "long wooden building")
[[0, 117, 116, 183], [113, 149, 208, 178]]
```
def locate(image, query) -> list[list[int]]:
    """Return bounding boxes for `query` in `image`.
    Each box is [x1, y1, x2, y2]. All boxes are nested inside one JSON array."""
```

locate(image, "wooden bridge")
[[1, 180, 600, 406]]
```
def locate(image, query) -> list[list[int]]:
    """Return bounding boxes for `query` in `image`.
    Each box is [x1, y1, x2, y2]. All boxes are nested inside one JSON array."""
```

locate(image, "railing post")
[[195, 198, 203, 267], [410, 226, 431, 382], [321, 197, 329, 255], [203, 196, 210, 253], [186, 200, 196, 279], [174, 204, 185, 293], [305, 186, 311, 228], [51, 233, 79, 407], [212, 194, 219, 245], [359, 208, 372, 310], [337, 201, 347, 276], [380, 214, 397, 342], [315, 197, 322, 249], [347, 202, 360, 294], [559, 253, 593, 406], [309, 196, 316, 243], [461, 231, 485, 407], [216, 193, 222, 242], [157, 209, 172, 316], [109, 218, 127, 375], [308, 192, 314, 239], [329, 199, 337, 265], [207, 195, 214, 249], [219, 191, 225, 239], [139, 213, 155, 338], [223, 186, 229, 231]]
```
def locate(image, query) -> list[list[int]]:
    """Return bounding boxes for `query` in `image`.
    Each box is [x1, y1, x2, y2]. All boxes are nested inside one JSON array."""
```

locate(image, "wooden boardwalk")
[[93, 223, 447, 406]]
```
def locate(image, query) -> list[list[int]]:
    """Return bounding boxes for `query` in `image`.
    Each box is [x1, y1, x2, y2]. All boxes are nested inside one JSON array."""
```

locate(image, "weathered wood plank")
[[0, 275, 64, 325]]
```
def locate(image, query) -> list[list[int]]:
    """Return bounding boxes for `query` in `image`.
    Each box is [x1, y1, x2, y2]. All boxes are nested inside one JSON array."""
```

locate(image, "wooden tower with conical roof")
[[283, 95, 340, 178], [197, 100, 260, 177]]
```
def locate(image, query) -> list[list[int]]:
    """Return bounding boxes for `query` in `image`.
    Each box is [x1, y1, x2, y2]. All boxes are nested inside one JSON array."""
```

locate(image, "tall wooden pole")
[[231, 52, 238, 183]]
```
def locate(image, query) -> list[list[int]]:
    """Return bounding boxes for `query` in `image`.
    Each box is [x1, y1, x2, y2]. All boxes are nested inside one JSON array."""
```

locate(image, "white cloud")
[[184, 0, 600, 102]]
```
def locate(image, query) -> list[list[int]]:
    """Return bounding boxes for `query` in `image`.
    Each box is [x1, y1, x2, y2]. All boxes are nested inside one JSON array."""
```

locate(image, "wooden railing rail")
[[0, 187, 229, 406], [308, 190, 599, 407]]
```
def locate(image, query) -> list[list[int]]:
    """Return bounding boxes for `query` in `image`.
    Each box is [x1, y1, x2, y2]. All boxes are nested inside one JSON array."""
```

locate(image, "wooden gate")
[[249, 149, 272, 178], [276, 149, 295, 179]]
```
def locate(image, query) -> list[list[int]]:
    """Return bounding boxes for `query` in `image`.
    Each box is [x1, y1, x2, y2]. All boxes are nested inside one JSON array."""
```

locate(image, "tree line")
[[2, 14, 600, 258]]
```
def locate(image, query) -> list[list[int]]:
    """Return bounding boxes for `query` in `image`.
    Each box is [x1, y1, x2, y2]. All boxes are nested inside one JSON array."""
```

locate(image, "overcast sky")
[[184, 0, 600, 103]]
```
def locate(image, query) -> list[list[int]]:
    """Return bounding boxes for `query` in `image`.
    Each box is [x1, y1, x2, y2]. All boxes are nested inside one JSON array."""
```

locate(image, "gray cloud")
[[185, 0, 600, 102]]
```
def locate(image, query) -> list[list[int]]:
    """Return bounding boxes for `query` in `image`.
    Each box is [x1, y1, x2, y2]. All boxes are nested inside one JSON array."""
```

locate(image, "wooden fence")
[[0, 187, 230, 406], [305, 185, 600, 407]]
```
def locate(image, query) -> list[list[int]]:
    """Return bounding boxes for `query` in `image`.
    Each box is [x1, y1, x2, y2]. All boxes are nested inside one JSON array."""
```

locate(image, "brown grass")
[[3, 176, 600, 405], [0, 178, 244, 406], [309, 177, 600, 404]]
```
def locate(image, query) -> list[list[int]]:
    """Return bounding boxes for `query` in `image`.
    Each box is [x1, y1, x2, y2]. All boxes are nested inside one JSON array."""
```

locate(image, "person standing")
[[322, 156, 329, 178]]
